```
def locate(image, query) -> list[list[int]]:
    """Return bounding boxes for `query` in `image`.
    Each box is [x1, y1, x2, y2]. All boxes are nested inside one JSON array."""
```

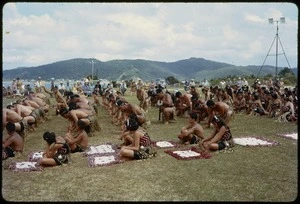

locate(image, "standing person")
[[94, 81, 102, 96], [53, 86, 68, 114], [58, 81, 66, 95], [130, 81, 137, 96], [65, 80, 72, 93], [2, 122, 24, 159], [119, 80, 127, 96], [11, 79, 17, 96], [137, 79, 143, 90], [119, 118, 156, 160], [177, 112, 204, 145], [199, 115, 234, 153], [38, 131, 71, 166], [206, 99, 233, 128], [34, 77, 42, 93], [16, 77, 23, 95], [50, 78, 55, 91]]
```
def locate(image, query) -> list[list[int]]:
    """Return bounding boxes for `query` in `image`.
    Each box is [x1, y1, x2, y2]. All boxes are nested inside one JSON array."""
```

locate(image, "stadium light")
[[268, 17, 286, 78]]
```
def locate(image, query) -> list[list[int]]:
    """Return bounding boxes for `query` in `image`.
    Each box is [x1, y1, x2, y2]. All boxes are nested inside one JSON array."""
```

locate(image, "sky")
[[2, 2, 298, 70]]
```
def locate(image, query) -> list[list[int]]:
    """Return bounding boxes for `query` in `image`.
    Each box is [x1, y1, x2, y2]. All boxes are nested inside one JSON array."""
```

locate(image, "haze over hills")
[[2, 57, 296, 81]]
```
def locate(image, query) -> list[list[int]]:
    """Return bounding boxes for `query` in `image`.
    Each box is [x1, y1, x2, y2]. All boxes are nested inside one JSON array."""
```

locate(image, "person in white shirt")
[[58, 82, 66, 95]]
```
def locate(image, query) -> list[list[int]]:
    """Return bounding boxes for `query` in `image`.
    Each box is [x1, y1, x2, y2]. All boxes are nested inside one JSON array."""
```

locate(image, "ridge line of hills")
[[2, 57, 297, 81]]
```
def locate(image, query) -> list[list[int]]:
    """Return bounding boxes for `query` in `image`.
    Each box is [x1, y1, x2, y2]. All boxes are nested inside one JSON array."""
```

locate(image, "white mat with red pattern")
[[233, 137, 279, 147], [277, 133, 297, 140], [164, 147, 212, 160]]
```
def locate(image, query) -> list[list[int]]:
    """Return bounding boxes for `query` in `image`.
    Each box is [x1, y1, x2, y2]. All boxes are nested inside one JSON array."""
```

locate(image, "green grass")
[[1, 89, 298, 202]]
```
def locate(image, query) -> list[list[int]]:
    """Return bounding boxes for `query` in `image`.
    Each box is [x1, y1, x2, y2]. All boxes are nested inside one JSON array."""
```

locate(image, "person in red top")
[[119, 118, 156, 160]]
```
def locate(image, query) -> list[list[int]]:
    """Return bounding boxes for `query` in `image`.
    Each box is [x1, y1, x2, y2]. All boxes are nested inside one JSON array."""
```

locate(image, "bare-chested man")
[[174, 91, 192, 117], [178, 112, 204, 145], [136, 87, 150, 113], [115, 100, 146, 126], [156, 88, 175, 125], [7, 104, 37, 131], [64, 119, 89, 153], [21, 98, 46, 123], [26, 91, 50, 113], [233, 91, 246, 114], [206, 99, 233, 128], [2, 122, 24, 159], [67, 94, 97, 115], [53, 85, 68, 114], [60, 108, 101, 137], [2, 108, 29, 139]]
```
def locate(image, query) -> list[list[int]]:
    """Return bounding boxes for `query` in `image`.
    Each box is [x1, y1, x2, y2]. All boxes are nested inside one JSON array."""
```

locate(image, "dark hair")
[[115, 99, 125, 107], [6, 105, 14, 109], [128, 113, 138, 121], [212, 115, 226, 127], [271, 93, 278, 99], [189, 112, 198, 121], [60, 108, 69, 115], [6, 122, 16, 132], [175, 91, 182, 98], [206, 100, 215, 107], [156, 88, 162, 94], [68, 102, 77, 110], [125, 118, 139, 131], [43, 131, 56, 145], [77, 119, 86, 129]]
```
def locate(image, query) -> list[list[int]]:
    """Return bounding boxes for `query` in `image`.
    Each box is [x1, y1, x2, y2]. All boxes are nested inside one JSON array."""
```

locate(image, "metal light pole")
[[268, 17, 285, 78], [256, 16, 291, 82]]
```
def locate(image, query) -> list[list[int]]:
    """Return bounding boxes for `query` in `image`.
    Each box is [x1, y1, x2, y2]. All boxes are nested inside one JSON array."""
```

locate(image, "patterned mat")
[[87, 154, 124, 167], [233, 137, 279, 147], [152, 140, 182, 149], [82, 143, 119, 156], [28, 150, 44, 162], [276, 133, 297, 140], [164, 147, 212, 160], [6, 161, 43, 172]]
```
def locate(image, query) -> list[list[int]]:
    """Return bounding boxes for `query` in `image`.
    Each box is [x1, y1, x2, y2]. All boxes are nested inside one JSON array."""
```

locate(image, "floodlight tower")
[[257, 16, 291, 81], [268, 17, 286, 78]]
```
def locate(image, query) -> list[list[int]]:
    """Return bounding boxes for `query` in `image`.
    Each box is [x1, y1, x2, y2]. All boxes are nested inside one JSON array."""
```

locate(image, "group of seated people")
[[2, 85, 102, 166], [2, 91, 51, 160], [3, 79, 297, 168], [148, 81, 298, 126]]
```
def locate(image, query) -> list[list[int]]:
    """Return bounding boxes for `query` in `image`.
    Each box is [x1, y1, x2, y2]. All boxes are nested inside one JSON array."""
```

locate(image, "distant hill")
[[2, 57, 297, 81]]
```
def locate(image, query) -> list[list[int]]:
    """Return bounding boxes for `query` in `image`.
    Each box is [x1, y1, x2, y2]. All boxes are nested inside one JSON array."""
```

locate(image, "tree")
[[278, 67, 294, 77], [165, 76, 179, 85]]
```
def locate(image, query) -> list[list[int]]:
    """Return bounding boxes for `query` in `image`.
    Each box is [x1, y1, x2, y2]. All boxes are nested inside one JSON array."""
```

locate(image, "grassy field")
[[1, 88, 298, 202]]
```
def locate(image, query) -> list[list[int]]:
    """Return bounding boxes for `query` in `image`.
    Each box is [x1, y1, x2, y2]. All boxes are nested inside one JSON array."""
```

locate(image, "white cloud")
[[2, 2, 298, 70]]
